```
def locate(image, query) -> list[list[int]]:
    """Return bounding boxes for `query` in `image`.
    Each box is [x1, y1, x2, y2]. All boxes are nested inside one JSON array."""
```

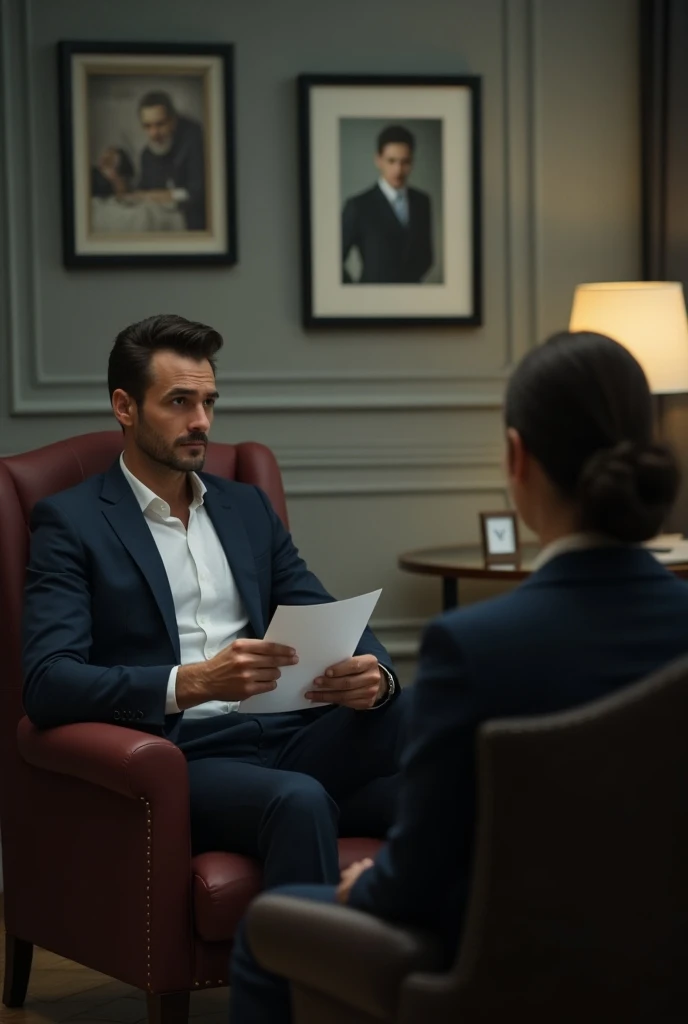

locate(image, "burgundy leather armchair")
[[248, 655, 688, 1023], [0, 431, 381, 1024]]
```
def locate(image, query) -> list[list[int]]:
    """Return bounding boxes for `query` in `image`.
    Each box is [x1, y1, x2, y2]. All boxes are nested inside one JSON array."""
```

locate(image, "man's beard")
[[147, 136, 174, 156], [135, 416, 208, 473]]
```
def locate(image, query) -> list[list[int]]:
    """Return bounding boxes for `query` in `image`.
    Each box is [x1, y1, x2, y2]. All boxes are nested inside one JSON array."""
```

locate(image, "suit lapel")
[[407, 190, 420, 238], [202, 482, 265, 637], [100, 462, 180, 661]]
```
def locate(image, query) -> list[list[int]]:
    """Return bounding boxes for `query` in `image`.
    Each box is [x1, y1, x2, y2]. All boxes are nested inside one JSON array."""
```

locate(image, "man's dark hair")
[[108, 314, 223, 405], [505, 330, 680, 542], [138, 90, 177, 119], [377, 125, 415, 154]]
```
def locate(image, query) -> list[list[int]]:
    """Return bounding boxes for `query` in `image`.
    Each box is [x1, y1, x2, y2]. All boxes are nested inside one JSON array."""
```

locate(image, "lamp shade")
[[569, 281, 688, 394]]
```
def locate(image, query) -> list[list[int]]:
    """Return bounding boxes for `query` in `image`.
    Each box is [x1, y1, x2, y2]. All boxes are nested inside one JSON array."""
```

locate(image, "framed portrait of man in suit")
[[298, 74, 482, 327]]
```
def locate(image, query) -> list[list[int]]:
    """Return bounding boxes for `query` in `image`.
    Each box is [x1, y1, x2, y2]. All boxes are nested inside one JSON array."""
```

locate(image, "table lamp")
[[569, 281, 688, 394], [569, 281, 688, 533]]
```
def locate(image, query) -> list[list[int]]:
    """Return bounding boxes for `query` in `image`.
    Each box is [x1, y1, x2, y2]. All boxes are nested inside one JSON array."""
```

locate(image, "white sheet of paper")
[[237, 589, 382, 714]]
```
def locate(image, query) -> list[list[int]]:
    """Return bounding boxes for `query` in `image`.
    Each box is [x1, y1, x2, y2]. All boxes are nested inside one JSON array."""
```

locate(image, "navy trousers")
[[178, 693, 407, 890], [229, 883, 338, 1024]]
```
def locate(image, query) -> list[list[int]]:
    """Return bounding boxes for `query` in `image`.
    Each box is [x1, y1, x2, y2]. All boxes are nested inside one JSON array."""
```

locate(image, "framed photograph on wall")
[[57, 41, 236, 268], [297, 74, 482, 328]]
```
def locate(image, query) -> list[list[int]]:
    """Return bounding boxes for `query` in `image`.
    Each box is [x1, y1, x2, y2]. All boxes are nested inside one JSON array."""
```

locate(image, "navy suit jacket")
[[22, 461, 393, 736], [342, 184, 433, 284], [349, 546, 688, 960]]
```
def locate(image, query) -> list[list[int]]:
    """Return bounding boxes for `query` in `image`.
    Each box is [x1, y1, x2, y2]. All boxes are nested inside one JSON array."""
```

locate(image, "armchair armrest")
[[247, 894, 444, 1021], [15, 716, 193, 992], [17, 716, 188, 802]]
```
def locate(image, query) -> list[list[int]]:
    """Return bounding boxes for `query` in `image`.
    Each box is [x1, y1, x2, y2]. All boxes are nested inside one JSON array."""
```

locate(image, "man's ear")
[[112, 389, 135, 429]]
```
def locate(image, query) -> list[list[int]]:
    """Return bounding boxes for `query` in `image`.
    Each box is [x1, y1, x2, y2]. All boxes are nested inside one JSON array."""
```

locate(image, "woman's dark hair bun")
[[577, 441, 680, 543]]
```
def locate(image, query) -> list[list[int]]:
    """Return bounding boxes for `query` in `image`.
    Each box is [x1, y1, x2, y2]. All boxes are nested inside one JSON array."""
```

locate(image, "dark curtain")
[[642, 0, 688, 283], [642, 0, 688, 530]]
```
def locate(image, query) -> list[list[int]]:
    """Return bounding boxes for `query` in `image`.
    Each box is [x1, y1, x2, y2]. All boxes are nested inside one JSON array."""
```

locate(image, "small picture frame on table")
[[479, 511, 521, 568]]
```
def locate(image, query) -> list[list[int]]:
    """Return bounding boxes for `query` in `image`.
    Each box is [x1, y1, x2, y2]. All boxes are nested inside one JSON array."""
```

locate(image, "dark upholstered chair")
[[0, 431, 382, 1024], [248, 655, 688, 1024]]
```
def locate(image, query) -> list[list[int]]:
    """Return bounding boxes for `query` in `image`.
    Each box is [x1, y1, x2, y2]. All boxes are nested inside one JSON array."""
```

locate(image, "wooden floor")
[[0, 901, 229, 1024]]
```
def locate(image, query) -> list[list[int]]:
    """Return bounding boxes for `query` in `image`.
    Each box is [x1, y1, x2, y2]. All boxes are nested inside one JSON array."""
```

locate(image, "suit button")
[[137, 711, 144, 720], [114, 711, 121, 720]]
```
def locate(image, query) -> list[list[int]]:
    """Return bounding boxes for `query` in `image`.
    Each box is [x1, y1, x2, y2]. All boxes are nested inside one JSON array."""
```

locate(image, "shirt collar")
[[119, 453, 206, 519], [531, 532, 620, 572], [378, 177, 407, 204]]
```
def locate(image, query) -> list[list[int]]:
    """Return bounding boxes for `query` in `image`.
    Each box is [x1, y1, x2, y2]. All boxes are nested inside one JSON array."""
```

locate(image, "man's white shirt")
[[120, 455, 249, 719], [378, 177, 409, 222]]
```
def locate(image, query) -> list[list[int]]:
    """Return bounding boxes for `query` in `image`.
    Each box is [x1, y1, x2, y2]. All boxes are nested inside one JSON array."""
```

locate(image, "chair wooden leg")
[[2, 934, 33, 1007], [147, 991, 190, 1024]]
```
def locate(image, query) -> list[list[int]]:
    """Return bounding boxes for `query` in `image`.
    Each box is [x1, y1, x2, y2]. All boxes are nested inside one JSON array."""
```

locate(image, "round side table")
[[398, 544, 688, 611]]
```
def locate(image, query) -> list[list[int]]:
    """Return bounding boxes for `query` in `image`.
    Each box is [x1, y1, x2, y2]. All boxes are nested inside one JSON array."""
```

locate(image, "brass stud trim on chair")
[[140, 796, 153, 992]]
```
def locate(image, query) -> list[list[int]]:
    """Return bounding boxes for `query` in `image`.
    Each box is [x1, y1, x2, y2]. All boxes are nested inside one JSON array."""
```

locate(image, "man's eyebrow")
[[163, 386, 220, 400]]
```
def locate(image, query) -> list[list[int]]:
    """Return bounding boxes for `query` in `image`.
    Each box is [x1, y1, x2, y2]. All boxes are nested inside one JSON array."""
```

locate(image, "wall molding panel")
[[369, 618, 428, 660], [275, 443, 502, 469], [278, 442, 507, 497]]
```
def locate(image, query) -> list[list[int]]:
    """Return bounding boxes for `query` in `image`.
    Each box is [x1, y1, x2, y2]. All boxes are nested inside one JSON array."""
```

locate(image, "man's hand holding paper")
[[175, 638, 298, 710], [238, 589, 383, 714], [306, 653, 386, 709]]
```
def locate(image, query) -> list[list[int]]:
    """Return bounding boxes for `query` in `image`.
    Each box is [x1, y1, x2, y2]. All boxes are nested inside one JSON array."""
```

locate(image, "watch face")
[[486, 515, 516, 555]]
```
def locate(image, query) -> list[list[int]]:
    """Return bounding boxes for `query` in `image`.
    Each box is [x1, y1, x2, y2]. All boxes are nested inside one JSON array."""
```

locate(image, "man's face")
[[375, 143, 413, 189], [139, 104, 177, 154], [121, 351, 218, 474]]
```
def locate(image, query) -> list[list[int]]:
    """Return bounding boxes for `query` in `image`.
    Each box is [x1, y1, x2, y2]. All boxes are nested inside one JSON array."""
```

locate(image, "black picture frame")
[[57, 41, 237, 268], [297, 74, 482, 328]]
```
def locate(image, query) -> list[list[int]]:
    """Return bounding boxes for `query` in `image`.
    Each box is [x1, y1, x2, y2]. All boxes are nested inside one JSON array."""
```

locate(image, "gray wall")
[[0, 0, 640, 686]]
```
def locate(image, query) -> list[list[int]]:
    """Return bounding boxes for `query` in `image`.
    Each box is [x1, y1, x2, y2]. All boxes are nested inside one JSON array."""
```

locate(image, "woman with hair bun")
[[505, 330, 679, 548], [229, 331, 688, 1024]]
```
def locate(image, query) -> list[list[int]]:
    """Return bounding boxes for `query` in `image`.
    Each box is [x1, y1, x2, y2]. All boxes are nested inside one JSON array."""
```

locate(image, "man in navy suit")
[[227, 332, 688, 1023], [22, 314, 404, 890], [96, 91, 206, 230], [341, 125, 433, 284]]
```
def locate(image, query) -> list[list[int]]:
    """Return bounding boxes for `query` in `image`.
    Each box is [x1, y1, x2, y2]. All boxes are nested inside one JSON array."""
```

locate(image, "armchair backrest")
[[400, 655, 688, 1024], [0, 431, 288, 899]]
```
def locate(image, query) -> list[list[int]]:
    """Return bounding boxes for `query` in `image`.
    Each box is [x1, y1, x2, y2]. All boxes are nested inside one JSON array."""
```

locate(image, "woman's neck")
[[534, 505, 581, 550]]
